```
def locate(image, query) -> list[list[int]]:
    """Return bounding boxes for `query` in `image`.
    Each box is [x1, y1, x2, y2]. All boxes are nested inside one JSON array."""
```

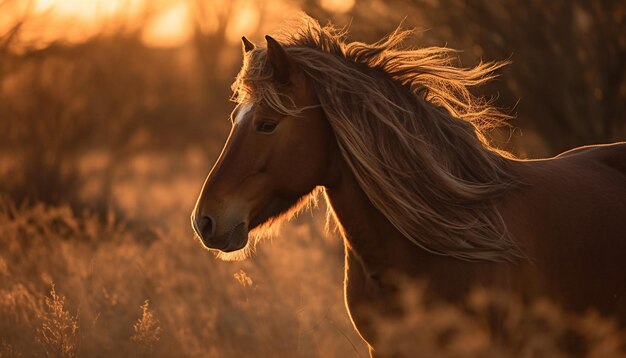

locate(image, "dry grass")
[[0, 196, 365, 357], [37, 285, 79, 358], [131, 300, 161, 356], [371, 283, 626, 357]]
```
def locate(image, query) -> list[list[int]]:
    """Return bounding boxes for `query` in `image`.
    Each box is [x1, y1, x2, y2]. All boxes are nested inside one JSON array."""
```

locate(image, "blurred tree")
[[0, 1, 26, 55], [189, 0, 267, 99], [300, 0, 411, 41], [301, 0, 626, 155], [0, 2, 209, 211], [409, 0, 626, 154]]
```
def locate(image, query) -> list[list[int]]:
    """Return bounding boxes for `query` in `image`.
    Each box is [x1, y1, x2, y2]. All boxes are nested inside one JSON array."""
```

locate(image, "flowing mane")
[[231, 15, 524, 262]]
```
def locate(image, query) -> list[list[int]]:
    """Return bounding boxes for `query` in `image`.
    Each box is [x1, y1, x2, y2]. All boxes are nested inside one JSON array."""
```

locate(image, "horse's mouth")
[[249, 197, 297, 229], [213, 222, 248, 252]]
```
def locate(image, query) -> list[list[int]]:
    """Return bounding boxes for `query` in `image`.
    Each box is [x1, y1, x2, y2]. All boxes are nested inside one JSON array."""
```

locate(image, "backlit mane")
[[232, 15, 524, 262]]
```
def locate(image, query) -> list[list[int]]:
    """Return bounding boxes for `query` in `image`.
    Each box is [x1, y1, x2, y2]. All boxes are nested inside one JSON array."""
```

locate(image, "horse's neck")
[[324, 160, 504, 299], [324, 162, 426, 280]]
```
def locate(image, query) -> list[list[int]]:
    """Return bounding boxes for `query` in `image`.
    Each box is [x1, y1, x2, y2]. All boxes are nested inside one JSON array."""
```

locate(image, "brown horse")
[[192, 16, 626, 354]]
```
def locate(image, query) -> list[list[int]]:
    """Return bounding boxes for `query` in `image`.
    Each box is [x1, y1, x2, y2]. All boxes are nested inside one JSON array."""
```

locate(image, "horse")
[[191, 16, 626, 355]]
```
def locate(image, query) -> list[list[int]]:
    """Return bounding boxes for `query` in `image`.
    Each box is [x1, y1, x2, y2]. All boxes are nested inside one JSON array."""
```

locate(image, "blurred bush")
[[0, 197, 362, 357], [0, 34, 219, 211]]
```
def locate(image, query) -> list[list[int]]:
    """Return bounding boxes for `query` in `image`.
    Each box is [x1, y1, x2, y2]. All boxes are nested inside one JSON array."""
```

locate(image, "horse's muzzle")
[[193, 216, 247, 252]]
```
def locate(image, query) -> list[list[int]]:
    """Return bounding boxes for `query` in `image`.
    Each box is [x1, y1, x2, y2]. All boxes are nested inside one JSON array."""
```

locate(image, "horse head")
[[191, 36, 333, 254]]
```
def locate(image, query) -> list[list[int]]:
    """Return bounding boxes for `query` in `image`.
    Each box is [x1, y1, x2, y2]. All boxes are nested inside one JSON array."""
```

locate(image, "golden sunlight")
[[141, 2, 191, 47], [27, 0, 193, 47], [319, 0, 355, 14], [24, 0, 263, 47], [29, 0, 142, 43], [225, 2, 260, 44], [34, 0, 124, 16]]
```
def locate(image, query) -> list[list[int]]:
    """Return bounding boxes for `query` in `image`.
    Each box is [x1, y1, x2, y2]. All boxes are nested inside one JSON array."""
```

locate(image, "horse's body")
[[332, 143, 626, 346], [191, 16, 626, 355]]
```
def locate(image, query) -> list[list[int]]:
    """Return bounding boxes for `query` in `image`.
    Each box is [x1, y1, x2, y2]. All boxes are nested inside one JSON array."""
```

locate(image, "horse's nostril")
[[200, 215, 215, 240]]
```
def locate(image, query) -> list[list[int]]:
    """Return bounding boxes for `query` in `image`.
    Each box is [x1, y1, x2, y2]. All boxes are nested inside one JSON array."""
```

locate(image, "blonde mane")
[[232, 15, 524, 262]]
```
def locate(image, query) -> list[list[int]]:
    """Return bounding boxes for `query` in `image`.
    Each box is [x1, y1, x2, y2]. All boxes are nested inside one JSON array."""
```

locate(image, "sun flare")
[[25, 0, 194, 47], [142, 2, 191, 47], [319, 0, 355, 13]]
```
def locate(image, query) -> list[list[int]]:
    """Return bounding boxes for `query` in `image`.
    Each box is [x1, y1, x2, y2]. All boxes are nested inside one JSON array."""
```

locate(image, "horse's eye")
[[256, 121, 277, 133]]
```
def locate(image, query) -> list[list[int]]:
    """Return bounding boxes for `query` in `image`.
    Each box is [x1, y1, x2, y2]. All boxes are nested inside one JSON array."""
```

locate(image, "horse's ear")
[[242, 36, 255, 54], [265, 35, 293, 85]]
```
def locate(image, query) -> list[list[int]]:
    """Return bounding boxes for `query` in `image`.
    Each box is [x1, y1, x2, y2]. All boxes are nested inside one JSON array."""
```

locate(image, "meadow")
[[0, 0, 625, 356]]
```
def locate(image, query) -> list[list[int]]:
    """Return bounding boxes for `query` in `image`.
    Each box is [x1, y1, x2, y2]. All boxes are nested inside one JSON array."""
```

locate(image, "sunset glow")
[[141, 2, 191, 47], [225, 3, 260, 44], [26, 0, 143, 44], [9, 0, 270, 47], [320, 0, 356, 14], [24, 0, 193, 47], [34, 0, 128, 16]]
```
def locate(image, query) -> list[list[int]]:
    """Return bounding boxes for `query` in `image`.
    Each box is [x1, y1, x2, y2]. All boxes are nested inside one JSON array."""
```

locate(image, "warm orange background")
[[0, 0, 624, 356]]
